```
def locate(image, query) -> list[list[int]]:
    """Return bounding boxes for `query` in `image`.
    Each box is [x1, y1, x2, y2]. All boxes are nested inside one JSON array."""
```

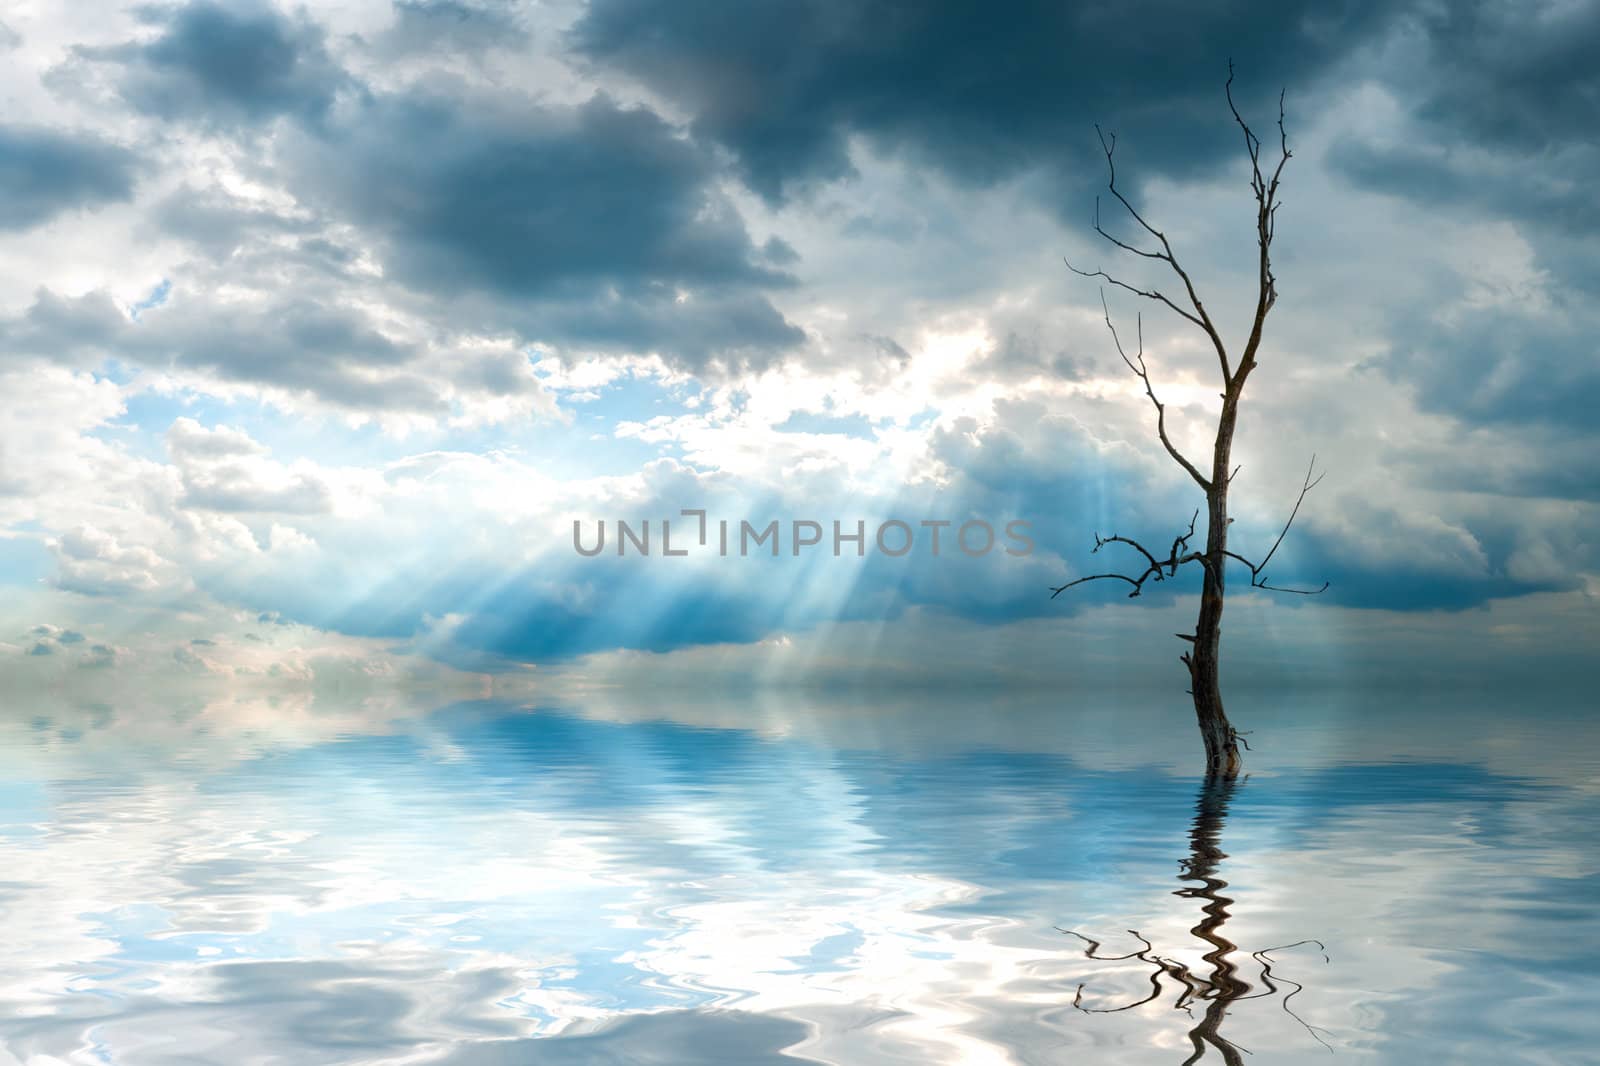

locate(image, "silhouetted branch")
[[1065, 258, 1204, 335], [1096, 532, 1163, 576], [1257, 456, 1322, 573], [1170, 508, 1199, 574], [1067, 125, 1233, 381], [1049, 570, 1150, 599], [1050, 511, 1212, 599], [1220, 456, 1329, 595], [1089, 291, 1212, 491], [1090, 196, 1168, 262], [1225, 59, 1292, 386]]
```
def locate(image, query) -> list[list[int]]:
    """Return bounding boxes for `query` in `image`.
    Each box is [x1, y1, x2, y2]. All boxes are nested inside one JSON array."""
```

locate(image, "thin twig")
[[1072, 124, 1233, 382], [1092, 290, 1211, 491], [1218, 456, 1330, 595]]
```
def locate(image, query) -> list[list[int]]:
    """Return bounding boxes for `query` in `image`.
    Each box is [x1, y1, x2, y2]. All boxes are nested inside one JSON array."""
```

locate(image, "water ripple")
[[0, 690, 1596, 1064]]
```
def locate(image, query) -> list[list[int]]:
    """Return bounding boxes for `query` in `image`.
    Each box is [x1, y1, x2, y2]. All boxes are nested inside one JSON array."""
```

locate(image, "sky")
[[0, 0, 1596, 691]]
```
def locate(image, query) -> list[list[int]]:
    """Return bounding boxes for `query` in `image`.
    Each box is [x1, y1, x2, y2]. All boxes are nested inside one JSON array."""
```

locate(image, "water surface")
[[1, 688, 1596, 1064]]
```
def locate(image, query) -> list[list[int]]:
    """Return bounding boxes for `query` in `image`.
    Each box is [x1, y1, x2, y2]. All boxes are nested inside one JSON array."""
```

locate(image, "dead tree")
[[1052, 67, 1325, 777]]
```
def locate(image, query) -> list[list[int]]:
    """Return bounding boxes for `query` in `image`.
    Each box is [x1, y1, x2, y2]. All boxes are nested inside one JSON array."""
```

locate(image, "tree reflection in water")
[[1062, 778, 1333, 1063]]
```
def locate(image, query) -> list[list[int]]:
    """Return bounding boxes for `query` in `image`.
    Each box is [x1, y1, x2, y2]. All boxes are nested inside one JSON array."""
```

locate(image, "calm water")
[[1, 687, 1596, 1064]]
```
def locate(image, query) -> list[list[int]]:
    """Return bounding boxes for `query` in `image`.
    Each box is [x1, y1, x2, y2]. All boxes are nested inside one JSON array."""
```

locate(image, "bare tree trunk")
[[1190, 402, 1242, 778]]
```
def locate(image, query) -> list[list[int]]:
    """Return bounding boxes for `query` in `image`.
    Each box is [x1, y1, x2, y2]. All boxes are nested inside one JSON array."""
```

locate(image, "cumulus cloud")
[[167, 418, 335, 514], [54, 524, 167, 596], [0, 0, 1593, 678]]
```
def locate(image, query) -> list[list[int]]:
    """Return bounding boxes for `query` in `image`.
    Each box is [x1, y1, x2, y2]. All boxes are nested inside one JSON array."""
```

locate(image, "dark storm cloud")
[[1333, 137, 1600, 235], [283, 91, 804, 368], [82, 0, 348, 125], [1321, 2, 1600, 454], [1331, 0, 1600, 233], [1397, 430, 1600, 503], [294, 92, 790, 296], [1396, 0, 1599, 159], [1379, 306, 1600, 435], [523, 285, 805, 365], [570, 0, 1403, 205], [1371, 315, 1600, 505], [0, 126, 138, 230]]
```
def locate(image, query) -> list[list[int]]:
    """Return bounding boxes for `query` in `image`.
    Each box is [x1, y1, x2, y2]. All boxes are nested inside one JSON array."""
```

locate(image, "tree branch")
[[1170, 508, 1199, 575], [1094, 531, 1162, 576], [1051, 513, 1211, 600], [1054, 452, 1326, 602], [1225, 60, 1292, 388], [1221, 456, 1329, 595], [1093, 291, 1212, 491], [1064, 258, 1204, 332], [1091, 196, 1168, 262], [1050, 569, 1156, 599], [1072, 124, 1233, 382]]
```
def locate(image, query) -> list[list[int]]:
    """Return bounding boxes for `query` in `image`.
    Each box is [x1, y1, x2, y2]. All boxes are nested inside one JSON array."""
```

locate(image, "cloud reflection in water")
[[0, 689, 1595, 1064]]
